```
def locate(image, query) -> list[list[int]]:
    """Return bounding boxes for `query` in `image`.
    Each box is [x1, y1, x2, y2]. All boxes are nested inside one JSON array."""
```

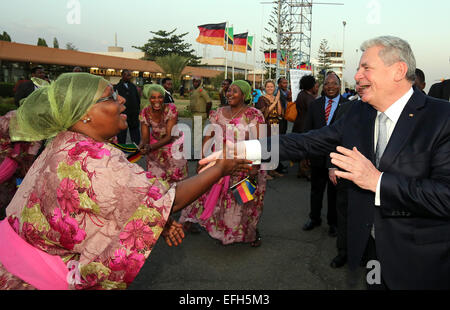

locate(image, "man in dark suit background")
[[114, 69, 141, 145], [302, 72, 348, 239], [205, 36, 450, 289], [14, 66, 46, 106], [428, 78, 450, 101], [162, 77, 175, 104]]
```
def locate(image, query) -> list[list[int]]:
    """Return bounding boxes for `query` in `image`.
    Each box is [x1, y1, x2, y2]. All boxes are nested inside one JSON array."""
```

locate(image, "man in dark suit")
[[278, 36, 450, 289], [162, 77, 175, 104], [428, 79, 450, 101], [114, 69, 141, 145], [204, 36, 449, 289], [302, 72, 348, 238], [327, 101, 352, 269], [14, 66, 46, 106]]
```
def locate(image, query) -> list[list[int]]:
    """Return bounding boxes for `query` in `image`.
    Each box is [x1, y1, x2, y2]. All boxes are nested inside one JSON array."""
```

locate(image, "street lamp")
[[342, 21, 347, 93]]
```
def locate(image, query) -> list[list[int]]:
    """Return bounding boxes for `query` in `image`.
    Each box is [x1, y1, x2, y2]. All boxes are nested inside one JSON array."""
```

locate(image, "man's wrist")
[[240, 140, 262, 165]]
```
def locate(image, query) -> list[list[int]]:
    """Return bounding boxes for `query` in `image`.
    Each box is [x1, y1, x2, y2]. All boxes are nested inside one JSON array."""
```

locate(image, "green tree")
[[37, 38, 48, 47], [155, 54, 190, 91], [262, 1, 297, 80], [133, 29, 200, 66], [316, 39, 332, 86], [66, 42, 78, 51], [53, 37, 59, 48], [0, 31, 12, 42]]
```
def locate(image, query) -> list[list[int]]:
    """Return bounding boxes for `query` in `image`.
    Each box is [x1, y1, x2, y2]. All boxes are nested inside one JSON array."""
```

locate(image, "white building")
[[311, 50, 346, 92]]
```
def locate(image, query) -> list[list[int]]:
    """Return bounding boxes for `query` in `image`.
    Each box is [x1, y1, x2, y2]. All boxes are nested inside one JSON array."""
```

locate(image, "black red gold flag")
[[196, 22, 226, 46], [225, 32, 248, 53]]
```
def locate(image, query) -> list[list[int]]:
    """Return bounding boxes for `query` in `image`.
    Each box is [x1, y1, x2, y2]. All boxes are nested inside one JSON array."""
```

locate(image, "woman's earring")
[[83, 117, 91, 124]]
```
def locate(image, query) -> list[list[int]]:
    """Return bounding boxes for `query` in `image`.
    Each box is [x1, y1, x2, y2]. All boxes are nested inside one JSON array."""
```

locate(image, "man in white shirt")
[[201, 36, 450, 290]]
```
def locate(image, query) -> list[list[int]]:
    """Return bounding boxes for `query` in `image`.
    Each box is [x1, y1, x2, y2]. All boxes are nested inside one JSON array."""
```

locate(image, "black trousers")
[[364, 237, 389, 290], [117, 126, 141, 145], [309, 166, 337, 226], [279, 118, 288, 135], [335, 181, 348, 256]]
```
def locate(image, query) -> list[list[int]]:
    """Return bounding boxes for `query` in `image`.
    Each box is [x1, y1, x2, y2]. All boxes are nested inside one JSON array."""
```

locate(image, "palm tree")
[[155, 54, 189, 91]]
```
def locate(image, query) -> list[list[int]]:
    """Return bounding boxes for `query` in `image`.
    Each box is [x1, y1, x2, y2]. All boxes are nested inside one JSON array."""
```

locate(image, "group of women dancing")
[[0, 73, 277, 290]]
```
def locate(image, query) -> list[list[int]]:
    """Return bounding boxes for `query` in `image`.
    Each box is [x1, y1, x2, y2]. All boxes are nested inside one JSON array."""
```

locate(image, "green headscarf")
[[30, 77, 50, 89], [231, 80, 252, 103], [142, 84, 166, 99], [9, 72, 110, 142]]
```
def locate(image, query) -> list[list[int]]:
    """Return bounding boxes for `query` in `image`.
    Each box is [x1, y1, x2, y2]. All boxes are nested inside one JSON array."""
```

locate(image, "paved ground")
[[129, 119, 367, 290]]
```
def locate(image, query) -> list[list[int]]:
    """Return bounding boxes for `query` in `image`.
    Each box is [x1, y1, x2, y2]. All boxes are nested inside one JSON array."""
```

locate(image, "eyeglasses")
[[96, 90, 119, 103]]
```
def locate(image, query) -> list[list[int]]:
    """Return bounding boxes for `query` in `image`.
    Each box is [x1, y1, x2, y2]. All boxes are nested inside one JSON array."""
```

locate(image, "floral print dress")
[[179, 107, 267, 245], [0, 131, 175, 290], [0, 111, 41, 214], [139, 103, 188, 184]]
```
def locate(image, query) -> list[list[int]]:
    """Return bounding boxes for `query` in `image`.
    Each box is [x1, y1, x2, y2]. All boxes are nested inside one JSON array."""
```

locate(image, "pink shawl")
[[0, 219, 69, 290]]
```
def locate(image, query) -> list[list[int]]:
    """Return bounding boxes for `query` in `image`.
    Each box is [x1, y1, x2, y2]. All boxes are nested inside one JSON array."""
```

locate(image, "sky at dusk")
[[1, 0, 449, 91]]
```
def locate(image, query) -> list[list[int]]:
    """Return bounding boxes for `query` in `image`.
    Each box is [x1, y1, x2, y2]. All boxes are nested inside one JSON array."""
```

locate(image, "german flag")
[[225, 32, 248, 53], [230, 177, 256, 205], [264, 50, 286, 65], [196, 22, 226, 46]]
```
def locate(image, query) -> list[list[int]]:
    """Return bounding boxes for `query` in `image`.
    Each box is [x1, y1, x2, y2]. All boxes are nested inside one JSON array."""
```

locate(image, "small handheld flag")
[[110, 143, 139, 154], [110, 143, 143, 163], [127, 150, 143, 163], [230, 177, 256, 205]]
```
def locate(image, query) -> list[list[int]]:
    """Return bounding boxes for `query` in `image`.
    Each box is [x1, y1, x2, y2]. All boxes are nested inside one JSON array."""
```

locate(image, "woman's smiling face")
[[86, 85, 127, 140], [226, 85, 244, 106], [149, 91, 164, 111]]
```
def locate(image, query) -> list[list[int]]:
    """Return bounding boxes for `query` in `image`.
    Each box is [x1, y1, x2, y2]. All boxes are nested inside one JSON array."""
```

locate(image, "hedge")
[[0, 82, 15, 98], [0, 97, 16, 116]]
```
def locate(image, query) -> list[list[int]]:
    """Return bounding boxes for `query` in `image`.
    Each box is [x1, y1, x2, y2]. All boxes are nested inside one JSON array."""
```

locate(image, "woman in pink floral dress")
[[179, 80, 267, 247], [0, 111, 41, 218], [0, 73, 252, 290], [139, 84, 188, 184]]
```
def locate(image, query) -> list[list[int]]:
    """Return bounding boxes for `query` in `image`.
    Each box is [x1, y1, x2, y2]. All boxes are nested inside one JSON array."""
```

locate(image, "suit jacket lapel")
[[319, 97, 326, 126], [330, 96, 347, 124], [361, 103, 377, 164], [379, 90, 425, 170]]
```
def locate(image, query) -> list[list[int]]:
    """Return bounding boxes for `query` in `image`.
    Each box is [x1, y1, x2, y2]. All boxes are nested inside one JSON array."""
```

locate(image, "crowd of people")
[[0, 35, 449, 290]]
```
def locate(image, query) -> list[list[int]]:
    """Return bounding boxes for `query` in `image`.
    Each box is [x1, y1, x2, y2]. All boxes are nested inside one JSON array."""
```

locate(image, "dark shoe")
[[183, 222, 201, 234], [330, 254, 347, 268], [251, 230, 262, 247], [328, 225, 338, 237], [302, 219, 321, 231]]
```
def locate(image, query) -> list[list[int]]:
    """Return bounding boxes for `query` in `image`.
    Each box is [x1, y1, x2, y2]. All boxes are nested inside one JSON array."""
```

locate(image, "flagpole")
[[232, 25, 235, 82], [253, 35, 256, 89], [269, 47, 272, 80], [245, 30, 249, 80], [225, 22, 228, 79]]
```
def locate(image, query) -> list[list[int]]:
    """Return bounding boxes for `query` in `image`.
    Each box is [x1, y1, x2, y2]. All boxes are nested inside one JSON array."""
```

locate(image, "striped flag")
[[196, 22, 226, 46], [230, 177, 257, 205], [264, 50, 286, 65], [110, 143, 143, 163], [126, 151, 143, 163], [225, 27, 233, 46], [247, 36, 253, 52], [225, 32, 248, 53]]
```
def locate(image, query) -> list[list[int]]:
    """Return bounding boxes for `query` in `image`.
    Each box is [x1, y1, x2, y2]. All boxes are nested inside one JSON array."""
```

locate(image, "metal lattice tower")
[[287, 0, 313, 65]]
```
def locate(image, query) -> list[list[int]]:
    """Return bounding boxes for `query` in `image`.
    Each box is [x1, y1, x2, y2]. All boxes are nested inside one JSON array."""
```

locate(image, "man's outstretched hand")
[[330, 146, 381, 192]]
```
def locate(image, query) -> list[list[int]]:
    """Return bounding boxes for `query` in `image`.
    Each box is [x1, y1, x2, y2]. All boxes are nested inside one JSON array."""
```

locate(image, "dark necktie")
[[325, 99, 333, 124]]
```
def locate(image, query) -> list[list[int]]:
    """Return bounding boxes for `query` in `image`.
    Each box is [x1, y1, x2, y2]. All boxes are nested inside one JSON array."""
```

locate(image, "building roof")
[[0, 41, 164, 73], [181, 66, 222, 79], [0, 41, 223, 79]]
